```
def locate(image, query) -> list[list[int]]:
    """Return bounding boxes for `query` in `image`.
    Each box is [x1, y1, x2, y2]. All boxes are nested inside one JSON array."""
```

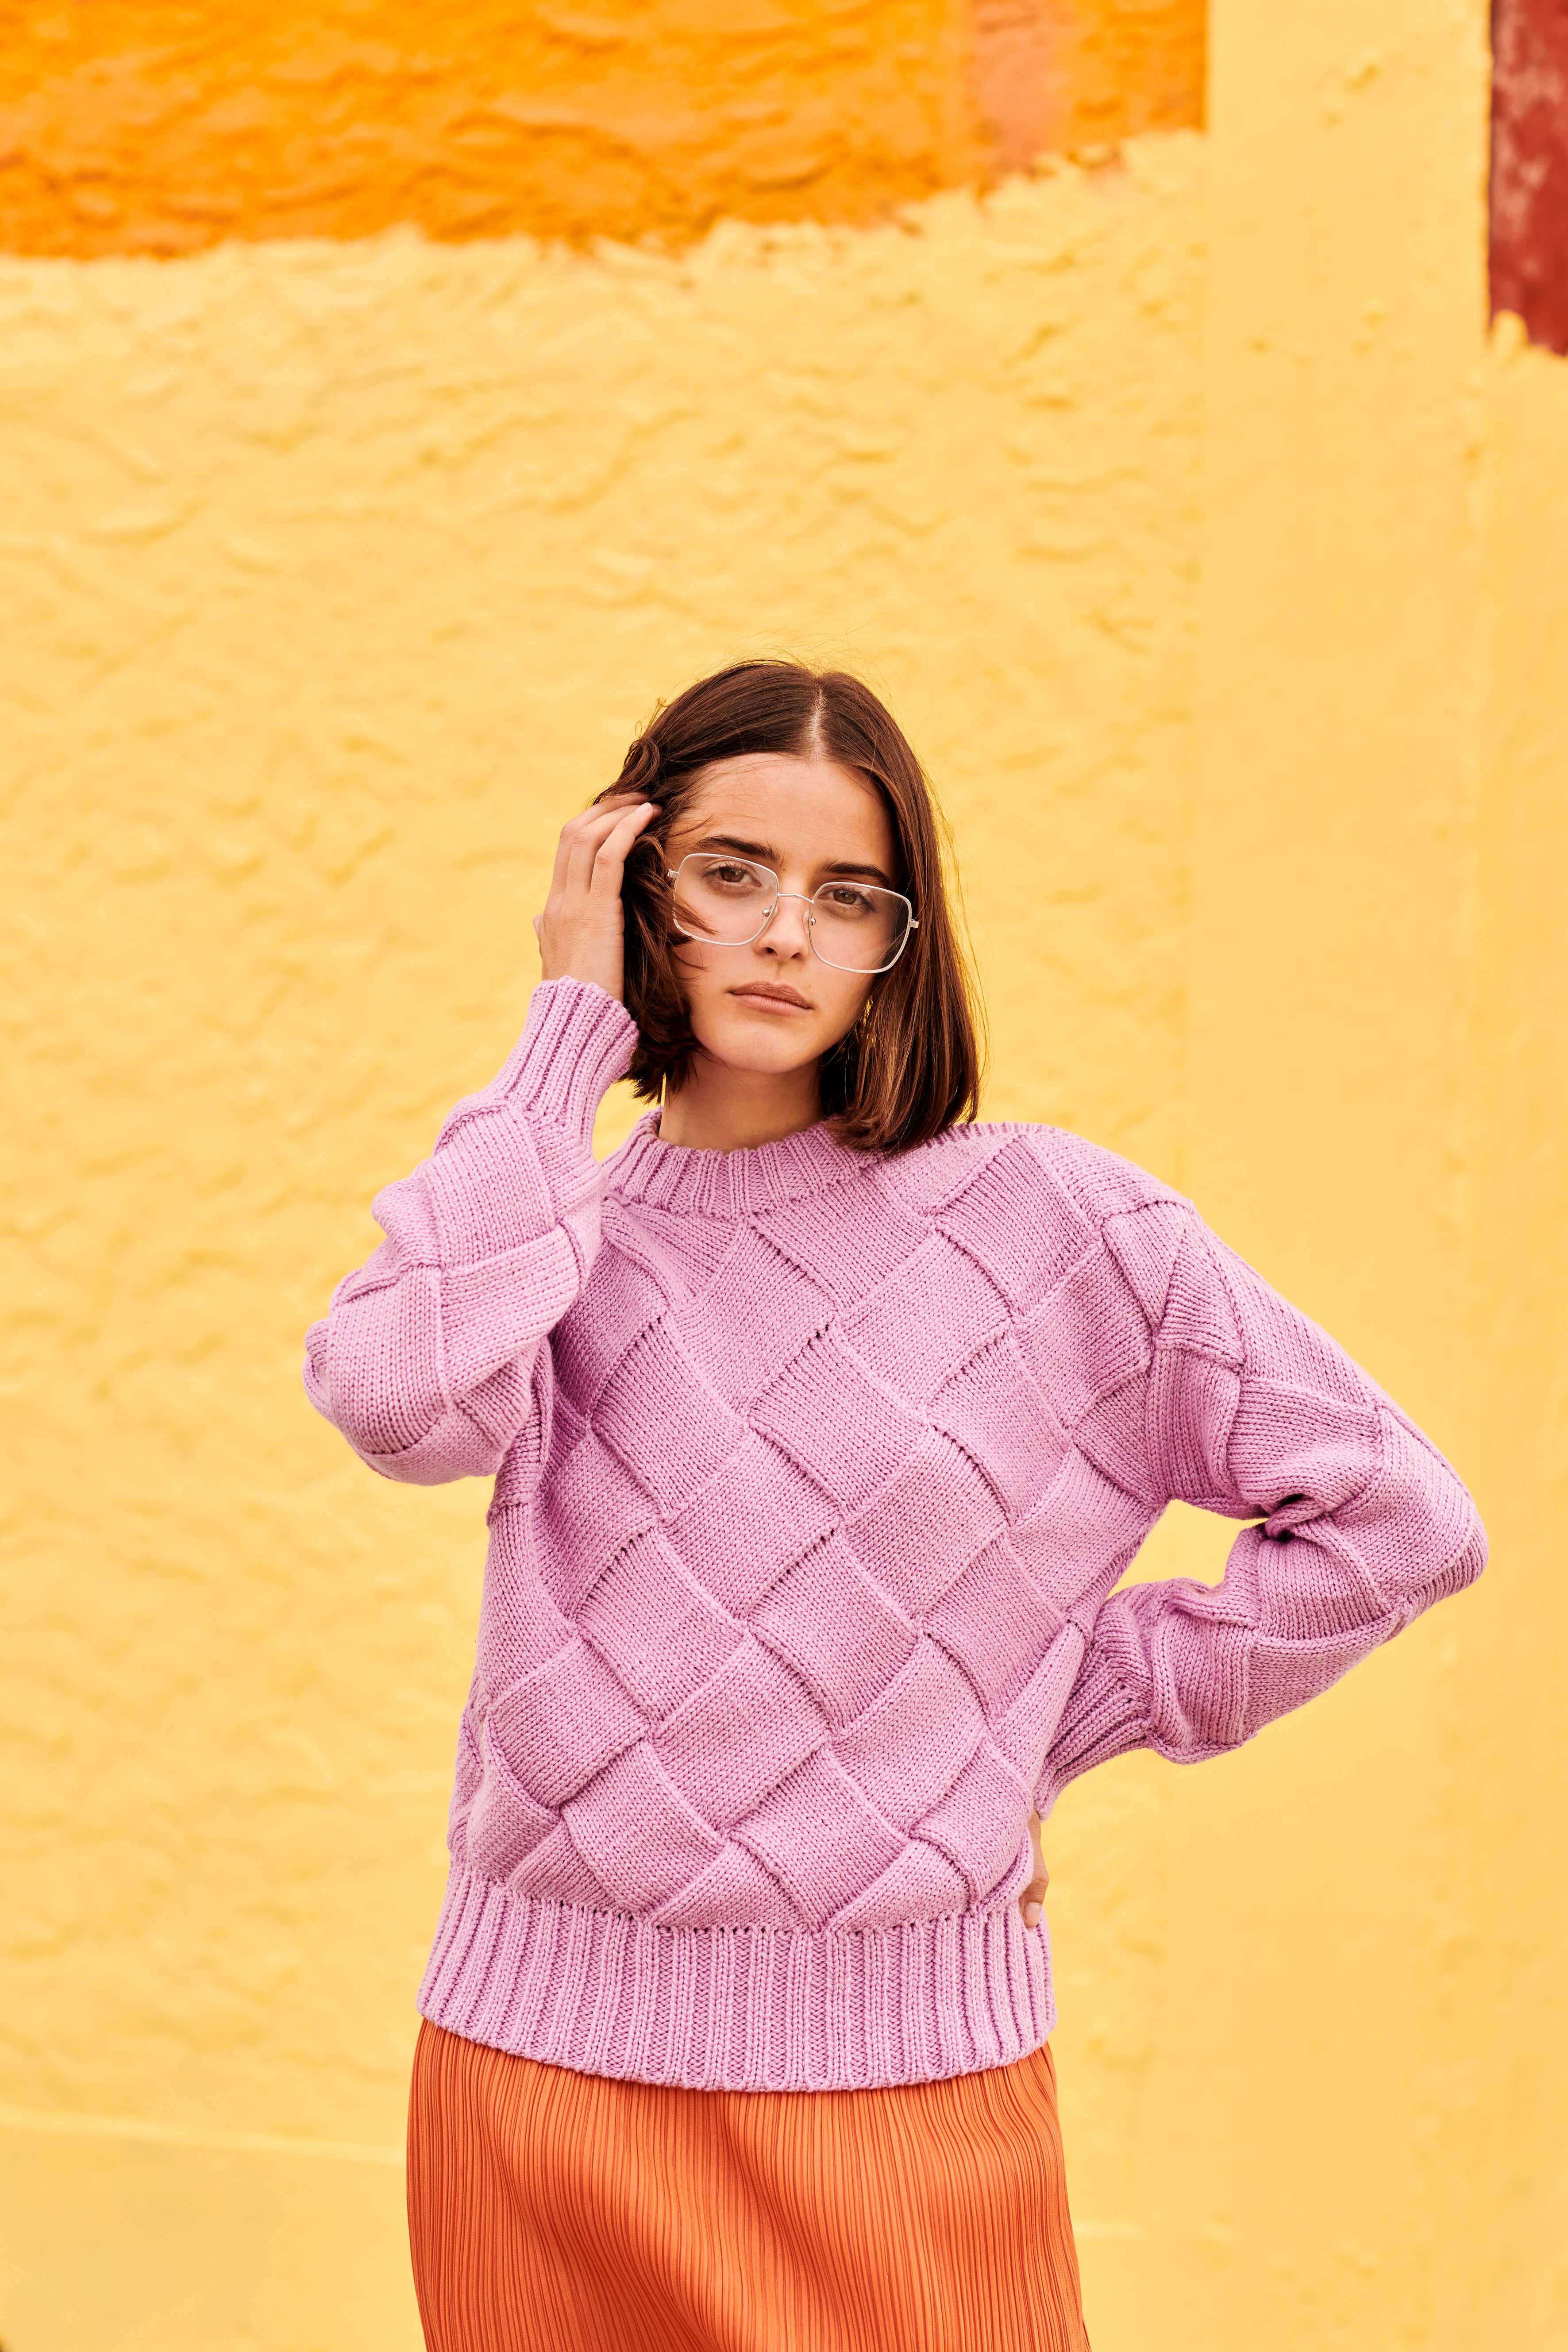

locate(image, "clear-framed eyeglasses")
[[665, 854, 918, 976]]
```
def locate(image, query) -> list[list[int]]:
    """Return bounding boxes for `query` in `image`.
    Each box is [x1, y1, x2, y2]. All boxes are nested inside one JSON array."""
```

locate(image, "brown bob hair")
[[596, 661, 982, 1156]]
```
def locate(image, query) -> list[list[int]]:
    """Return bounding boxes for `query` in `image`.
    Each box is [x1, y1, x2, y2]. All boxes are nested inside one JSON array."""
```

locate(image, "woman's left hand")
[[1018, 1812, 1048, 1930]]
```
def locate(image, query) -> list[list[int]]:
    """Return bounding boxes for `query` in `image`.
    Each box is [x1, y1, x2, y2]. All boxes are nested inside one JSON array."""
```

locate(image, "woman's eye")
[[705, 862, 763, 890], [820, 885, 873, 915]]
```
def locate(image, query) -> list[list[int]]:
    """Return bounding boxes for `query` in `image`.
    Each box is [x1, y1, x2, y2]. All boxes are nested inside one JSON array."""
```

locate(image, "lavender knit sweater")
[[306, 980, 1484, 2092]]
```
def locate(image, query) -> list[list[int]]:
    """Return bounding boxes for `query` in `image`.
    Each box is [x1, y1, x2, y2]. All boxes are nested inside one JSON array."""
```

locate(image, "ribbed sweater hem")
[[417, 1867, 1056, 2093]]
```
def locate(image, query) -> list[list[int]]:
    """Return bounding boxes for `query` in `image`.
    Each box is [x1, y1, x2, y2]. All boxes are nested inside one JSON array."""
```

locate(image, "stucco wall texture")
[[1, 1, 1566, 2349]]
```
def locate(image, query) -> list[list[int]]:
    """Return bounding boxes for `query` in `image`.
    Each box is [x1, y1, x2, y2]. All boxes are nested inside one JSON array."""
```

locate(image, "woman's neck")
[[656, 1055, 824, 1154]]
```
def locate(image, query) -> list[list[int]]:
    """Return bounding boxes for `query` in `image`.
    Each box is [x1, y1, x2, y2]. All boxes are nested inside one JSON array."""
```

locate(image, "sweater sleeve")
[[1036, 1201, 1486, 1811], [303, 979, 637, 1486]]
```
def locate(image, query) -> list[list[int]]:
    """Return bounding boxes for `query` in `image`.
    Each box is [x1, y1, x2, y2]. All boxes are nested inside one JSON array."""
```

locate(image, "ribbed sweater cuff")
[[501, 979, 639, 1144], [1036, 1659, 1150, 1814]]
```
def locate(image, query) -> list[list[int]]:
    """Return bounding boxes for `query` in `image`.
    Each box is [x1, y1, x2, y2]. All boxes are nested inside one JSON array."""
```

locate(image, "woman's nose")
[[760, 893, 813, 955]]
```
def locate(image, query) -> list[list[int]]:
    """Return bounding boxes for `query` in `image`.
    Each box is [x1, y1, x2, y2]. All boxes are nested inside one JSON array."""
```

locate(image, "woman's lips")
[[728, 985, 814, 1012]]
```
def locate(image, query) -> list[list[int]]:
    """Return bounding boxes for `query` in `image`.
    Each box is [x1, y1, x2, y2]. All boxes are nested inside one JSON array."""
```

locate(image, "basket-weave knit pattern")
[[306, 979, 1485, 2090]]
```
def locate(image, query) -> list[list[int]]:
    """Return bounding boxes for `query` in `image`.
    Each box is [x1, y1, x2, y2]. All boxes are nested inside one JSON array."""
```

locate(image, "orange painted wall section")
[[0, 0, 1205, 257]]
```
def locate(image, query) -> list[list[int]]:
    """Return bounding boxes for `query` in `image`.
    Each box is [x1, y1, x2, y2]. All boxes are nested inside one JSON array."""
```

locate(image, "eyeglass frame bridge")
[[661, 855, 919, 975]]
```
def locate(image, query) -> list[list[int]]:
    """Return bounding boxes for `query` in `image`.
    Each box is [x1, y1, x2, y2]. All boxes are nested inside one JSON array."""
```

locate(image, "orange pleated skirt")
[[408, 2018, 1090, 2352]]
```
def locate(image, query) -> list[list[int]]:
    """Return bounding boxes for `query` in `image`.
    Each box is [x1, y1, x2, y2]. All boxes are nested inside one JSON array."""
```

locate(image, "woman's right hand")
[[532, 795, 660, 1005], [1018, 1812, 1049, 1930]]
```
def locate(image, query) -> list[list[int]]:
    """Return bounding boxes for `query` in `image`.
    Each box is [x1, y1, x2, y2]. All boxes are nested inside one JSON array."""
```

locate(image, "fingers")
[[533, 795, 663, 998], [568, 804, 658, 907], [1019, 1814, 1049, 1931], [547, 796, 655, 895], [551, 807, 616, 897], [587, 799, 659, 896], [556, 799, 659, 901]]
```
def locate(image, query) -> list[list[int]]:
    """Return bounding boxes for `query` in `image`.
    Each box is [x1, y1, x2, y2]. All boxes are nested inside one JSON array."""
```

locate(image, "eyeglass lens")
[[670, 855, 911, 975]]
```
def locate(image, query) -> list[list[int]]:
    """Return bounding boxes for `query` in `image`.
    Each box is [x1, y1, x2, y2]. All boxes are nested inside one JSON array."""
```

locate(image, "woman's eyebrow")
[[695, 831, 776, 860], [692, 833, 897, 890]]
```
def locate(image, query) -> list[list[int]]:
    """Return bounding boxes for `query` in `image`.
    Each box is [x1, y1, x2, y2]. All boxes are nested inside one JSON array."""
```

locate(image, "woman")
[[305, 661, 1485, 2351]]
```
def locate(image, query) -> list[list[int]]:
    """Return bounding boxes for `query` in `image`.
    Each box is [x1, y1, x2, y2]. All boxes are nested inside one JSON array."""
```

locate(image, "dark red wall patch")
[[1492, 0, 1568, 352]]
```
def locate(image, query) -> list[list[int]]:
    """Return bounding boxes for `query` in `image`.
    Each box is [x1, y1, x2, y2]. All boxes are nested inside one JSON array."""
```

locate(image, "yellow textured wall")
[[1, 4, 1565, 2350], [0, 147, 1208, 2349]]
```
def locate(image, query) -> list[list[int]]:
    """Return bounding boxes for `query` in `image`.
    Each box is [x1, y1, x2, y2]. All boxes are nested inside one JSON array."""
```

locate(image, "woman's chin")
[[690, 1018, 833, 1080]]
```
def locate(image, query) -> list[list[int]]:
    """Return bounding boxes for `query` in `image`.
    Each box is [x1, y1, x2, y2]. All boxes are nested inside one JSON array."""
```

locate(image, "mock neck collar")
[[603, 1111, 873, 1217]]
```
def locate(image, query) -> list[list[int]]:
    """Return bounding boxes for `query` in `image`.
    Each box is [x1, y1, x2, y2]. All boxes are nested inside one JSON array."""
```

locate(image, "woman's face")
[[659, 753, 899, 1087]]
